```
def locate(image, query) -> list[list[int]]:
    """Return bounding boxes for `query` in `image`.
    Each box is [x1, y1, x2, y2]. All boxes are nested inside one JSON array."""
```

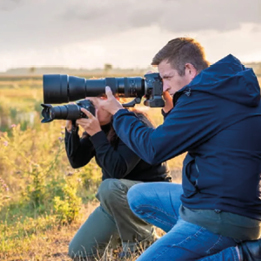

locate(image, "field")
[[0, 75, 184, 261], [2, 74, 260, 260]]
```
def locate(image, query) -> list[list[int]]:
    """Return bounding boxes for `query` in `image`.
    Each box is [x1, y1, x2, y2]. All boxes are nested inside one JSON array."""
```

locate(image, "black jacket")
[[64, 113, 171, 182]]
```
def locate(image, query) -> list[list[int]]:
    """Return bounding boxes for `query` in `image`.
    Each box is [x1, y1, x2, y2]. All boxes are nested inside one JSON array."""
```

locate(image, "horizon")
[[2, 60, 261, 75]]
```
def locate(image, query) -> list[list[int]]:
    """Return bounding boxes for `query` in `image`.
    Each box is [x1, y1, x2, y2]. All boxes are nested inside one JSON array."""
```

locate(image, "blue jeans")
[[127, 182, 240, 261]]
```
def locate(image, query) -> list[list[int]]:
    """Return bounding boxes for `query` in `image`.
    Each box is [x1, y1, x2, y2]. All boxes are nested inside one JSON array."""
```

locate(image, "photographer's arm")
[[99, 86, 218, 164], [64, 123, 95, 168], [79, 109, 141, 179], [111, 95, 220, 165]]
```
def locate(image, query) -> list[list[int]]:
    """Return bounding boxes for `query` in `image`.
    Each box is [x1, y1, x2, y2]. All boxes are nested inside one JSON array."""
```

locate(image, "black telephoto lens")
[[43, 74, 69, 104], [43, 74, 145, 104]]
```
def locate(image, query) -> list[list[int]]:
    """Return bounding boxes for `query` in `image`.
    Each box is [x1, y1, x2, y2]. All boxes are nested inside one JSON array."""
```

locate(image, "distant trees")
[[29, 67, 36, 74], [104, 63, 113, 74], [246, 63, 261, 76]]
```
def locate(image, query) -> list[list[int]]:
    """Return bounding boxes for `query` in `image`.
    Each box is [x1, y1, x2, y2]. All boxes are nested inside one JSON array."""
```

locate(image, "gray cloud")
[[62, 0, 261, 32], [0, 0, 260, 51], [0, 0, 28, 11]]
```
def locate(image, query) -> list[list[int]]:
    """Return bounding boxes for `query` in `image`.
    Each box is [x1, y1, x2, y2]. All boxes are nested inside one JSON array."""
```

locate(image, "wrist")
[[111, 106, 123, 115], [88, 127, 102, 136], [162, 107, 171, 113], [111, 108, 120, 115]]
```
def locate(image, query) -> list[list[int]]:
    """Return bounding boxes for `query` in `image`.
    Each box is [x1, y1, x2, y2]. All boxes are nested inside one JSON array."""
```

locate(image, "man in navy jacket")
[[84, 37, 261, 260]]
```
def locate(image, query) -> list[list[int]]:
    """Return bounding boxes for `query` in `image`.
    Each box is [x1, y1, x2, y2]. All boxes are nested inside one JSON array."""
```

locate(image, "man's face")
[[158, 60, 193, 96]]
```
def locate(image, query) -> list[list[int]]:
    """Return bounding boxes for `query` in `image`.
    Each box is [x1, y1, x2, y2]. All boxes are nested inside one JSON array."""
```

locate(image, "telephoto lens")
[[43, 74, 144, 104], [41, 100, 95, 123], [42, 73, 164, 109]]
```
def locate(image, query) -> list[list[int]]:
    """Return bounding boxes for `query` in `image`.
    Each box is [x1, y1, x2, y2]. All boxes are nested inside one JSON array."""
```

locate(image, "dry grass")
[[0, 75, 186, 261], [1, 202, 97, 261], [0, 200, 168, 261]]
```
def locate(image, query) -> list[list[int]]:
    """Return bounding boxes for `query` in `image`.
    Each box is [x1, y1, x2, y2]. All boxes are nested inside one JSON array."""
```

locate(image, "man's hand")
[[162, 91, 173, 113], [76, 108, 101, 136], [99, 86, 124, 115]]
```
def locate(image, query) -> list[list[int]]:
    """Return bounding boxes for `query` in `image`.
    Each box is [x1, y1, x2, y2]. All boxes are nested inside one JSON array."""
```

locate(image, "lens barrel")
[[43, 74, 145, 104], [41, 100, 95, 123], [51, 104, 82, 120]]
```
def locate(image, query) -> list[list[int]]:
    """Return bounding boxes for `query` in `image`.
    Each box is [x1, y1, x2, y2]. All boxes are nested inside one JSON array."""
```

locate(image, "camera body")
[[41, 99, 95, 123]]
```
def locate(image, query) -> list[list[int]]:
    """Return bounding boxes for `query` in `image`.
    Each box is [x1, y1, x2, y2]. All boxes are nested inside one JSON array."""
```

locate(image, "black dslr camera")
[[41, 73, 164, 123], [41, 99, 95, 123]]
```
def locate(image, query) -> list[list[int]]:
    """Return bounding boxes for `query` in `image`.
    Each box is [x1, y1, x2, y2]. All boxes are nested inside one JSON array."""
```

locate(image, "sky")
[[0, 0, 261, 72]]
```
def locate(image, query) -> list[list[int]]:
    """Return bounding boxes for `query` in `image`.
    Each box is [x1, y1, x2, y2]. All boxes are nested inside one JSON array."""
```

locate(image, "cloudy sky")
[[0, 0, 260, 72]]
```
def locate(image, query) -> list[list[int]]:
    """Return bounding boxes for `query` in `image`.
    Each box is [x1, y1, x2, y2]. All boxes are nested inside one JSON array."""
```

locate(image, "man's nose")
[[163, 82, 169, 92]]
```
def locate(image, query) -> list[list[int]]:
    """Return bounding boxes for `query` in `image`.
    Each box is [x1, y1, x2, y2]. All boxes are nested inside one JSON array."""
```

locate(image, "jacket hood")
[[181, 54, 260, 107]]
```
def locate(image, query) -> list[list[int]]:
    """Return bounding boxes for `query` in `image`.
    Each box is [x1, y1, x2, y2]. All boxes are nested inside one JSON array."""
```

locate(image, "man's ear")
[[185, 63, 197, 80]]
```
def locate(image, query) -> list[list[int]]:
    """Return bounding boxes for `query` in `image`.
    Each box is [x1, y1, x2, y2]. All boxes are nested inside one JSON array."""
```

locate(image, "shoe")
[[238, 239, 261, 261]]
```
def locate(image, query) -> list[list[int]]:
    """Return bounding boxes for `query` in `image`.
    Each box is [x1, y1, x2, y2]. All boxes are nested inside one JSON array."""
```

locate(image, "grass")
[[0, 77, 184, 261], [3, 74, 257, 260], [0, 202, 97, 261], [1, 201, 167, 261]]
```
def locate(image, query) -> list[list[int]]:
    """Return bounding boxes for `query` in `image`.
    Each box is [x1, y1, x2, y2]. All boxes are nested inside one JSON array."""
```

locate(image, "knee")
[[98, 179, 126, 205], [68, 240, 80, 259], [127, 183, 149, 214], [68, 241, 90, 260], [68, 242, 74, 258]]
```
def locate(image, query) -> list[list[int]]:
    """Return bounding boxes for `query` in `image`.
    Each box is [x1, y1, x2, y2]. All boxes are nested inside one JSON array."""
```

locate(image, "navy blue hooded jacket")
[[112, 54, 261, 220]]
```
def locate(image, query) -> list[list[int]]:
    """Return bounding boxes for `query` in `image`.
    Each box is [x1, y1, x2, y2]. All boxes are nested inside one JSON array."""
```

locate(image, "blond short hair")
[[152, 37, 209, 75]]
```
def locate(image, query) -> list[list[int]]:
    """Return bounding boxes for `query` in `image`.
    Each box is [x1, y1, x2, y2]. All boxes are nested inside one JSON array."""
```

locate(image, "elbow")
[[146, 153, 164, 165], [69, 160, 84, 169], [70, 164, 80, 169], [68, 156, 91, 169], [143, 151, 159, 165], [136, 143, 159, 165], [146, 158, 159, 165]]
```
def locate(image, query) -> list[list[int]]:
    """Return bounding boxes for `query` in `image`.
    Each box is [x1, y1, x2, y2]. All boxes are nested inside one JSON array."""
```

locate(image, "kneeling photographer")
[[64, 97, 171, 260]]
